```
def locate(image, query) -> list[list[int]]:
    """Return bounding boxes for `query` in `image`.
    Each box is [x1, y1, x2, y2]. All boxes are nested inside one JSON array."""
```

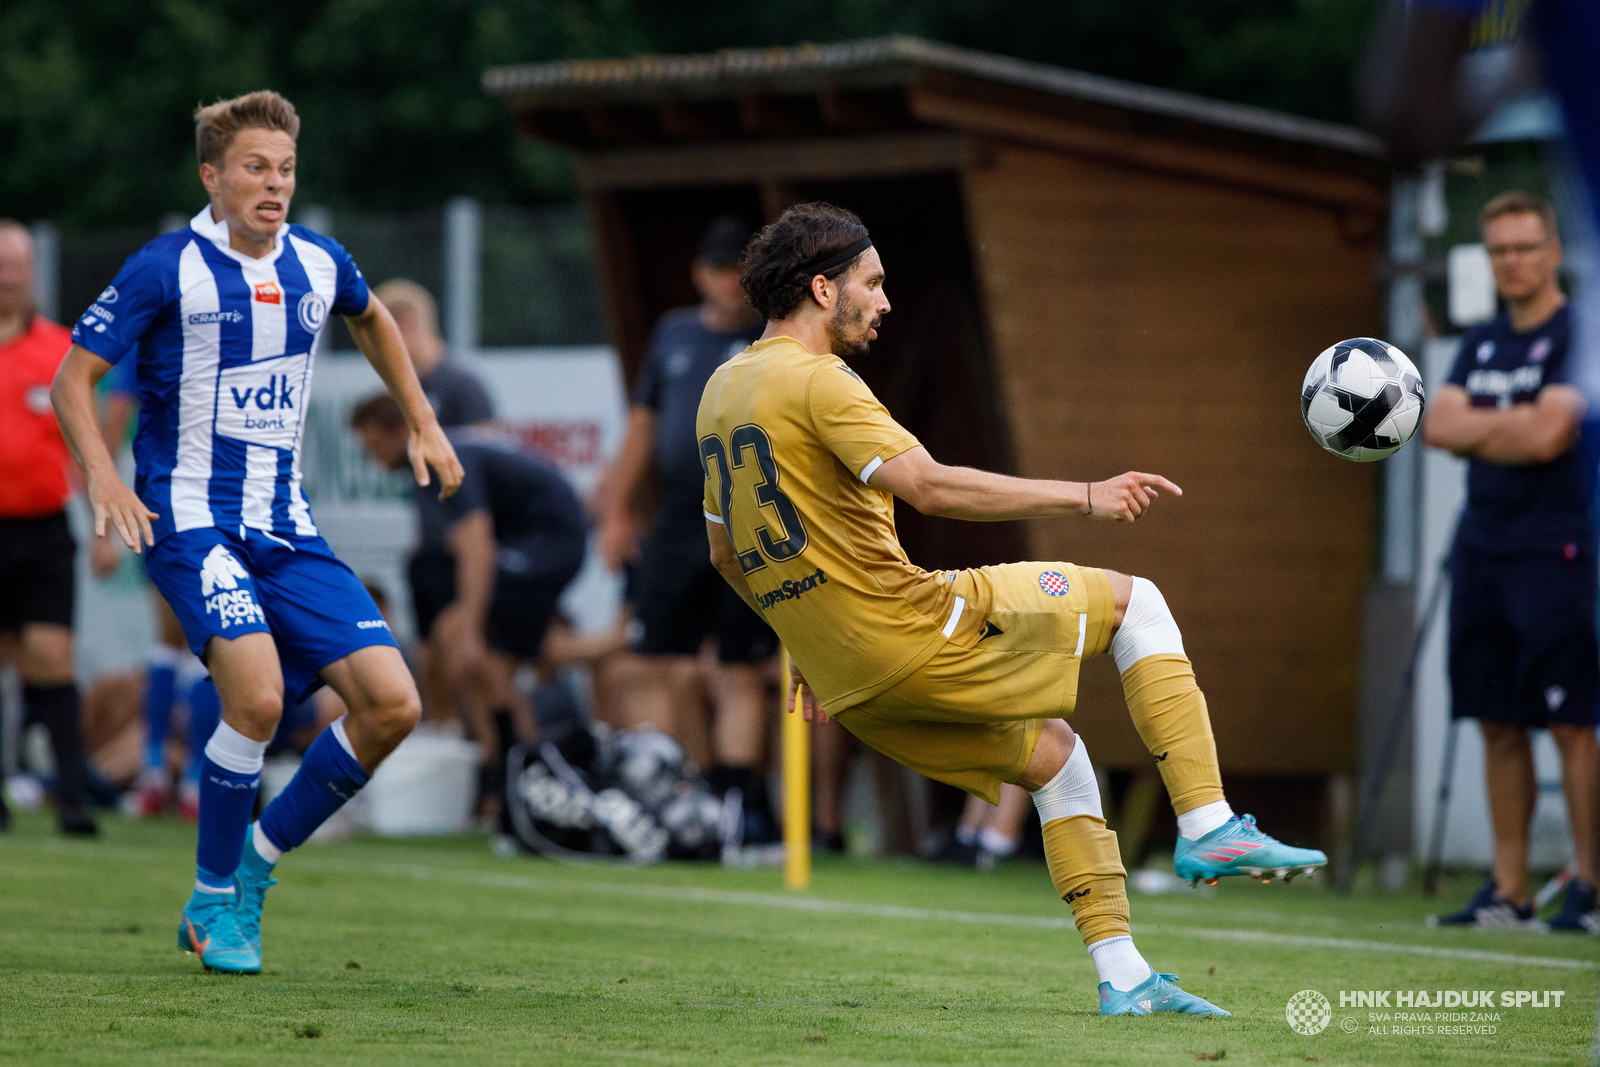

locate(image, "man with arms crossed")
[[700, 203, 1325, 1014], [1425, 192, 1598, 933], [51, 91, 463, 974]]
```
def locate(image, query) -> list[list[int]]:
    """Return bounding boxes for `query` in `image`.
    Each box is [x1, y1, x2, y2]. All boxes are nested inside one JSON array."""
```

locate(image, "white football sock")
[[1088, 935, 1153, 992], [1177, 799, 1235, 841], [1109, 577, 1185, 673], [251, 822, 282, 865], [204, 722, 268, 776], [1030, 735, 1102, 823], [193, 880, 236, 895], [977, 827, 1017, 857]]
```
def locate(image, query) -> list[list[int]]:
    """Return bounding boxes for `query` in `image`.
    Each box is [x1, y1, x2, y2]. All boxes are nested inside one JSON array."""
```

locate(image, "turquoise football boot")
[[177, 887, 260, 974], [1100, 971, 1231, 1016], [1174, 814, 1327, 887], [235, 832, 278, 958]]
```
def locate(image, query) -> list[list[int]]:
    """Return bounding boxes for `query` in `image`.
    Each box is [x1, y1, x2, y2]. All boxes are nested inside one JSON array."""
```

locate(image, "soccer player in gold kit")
[[698, 202, 1326, 1016]]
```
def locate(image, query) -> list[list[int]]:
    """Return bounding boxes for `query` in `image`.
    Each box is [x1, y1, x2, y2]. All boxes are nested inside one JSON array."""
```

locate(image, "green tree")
[[0, 0, 1376, 229]]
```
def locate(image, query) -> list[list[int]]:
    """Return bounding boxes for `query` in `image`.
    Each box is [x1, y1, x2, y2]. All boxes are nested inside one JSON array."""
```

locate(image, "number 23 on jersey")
[[701, 424, 809, 575]]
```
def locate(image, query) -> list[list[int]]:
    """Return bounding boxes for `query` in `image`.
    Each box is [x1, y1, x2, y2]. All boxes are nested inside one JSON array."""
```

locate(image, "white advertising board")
[[73, 346, 628, 681]]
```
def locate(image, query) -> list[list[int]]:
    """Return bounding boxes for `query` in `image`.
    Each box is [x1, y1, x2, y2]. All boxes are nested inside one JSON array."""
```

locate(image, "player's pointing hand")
[[410, 421, 466, 500], [1086, 472, 1182, 523]]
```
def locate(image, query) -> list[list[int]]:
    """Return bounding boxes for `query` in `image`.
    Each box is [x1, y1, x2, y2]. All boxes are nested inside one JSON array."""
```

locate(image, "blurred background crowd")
[[2, 0, 1597, 907]]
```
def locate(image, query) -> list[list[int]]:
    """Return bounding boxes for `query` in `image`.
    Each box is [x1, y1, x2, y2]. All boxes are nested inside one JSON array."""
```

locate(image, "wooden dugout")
[[486, 37, 1389, 791]]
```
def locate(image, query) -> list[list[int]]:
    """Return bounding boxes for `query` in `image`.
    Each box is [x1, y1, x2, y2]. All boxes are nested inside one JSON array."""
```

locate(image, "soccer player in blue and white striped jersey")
[[51, 90, 464, 973]]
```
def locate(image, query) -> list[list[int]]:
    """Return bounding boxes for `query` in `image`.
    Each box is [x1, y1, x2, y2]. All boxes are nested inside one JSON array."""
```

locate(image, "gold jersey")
[[698, 335, 985, 712]]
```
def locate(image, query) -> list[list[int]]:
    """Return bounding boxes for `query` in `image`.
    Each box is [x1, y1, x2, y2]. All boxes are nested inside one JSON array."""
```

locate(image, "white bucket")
[[364, 732, 482, 837]]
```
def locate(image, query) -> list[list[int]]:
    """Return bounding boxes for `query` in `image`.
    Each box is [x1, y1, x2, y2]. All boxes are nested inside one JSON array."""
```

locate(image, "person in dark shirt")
[[372, 279, 497, 728], [1424, 192, 1598, 934], [594, 216, 778, 839], [352, 393, 587, 806]]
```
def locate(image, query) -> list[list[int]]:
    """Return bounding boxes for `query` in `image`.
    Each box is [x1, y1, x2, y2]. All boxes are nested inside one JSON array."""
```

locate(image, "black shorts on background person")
[[352, 397, 588, 823]]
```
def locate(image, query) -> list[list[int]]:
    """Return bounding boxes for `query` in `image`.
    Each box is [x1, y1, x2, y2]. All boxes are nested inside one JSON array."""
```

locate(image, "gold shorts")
[[833, 562, 1115, 804]]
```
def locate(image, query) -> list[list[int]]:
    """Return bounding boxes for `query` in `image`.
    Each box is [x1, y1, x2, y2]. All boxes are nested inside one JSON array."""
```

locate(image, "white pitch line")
[[324, 860, 1600, 973]]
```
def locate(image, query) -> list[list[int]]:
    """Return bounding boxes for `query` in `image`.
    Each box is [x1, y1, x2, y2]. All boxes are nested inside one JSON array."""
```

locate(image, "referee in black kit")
[[1424, 191, 1598, 934]]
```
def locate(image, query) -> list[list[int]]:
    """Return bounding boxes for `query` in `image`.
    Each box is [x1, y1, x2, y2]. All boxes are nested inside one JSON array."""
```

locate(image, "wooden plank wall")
[[963, 142, 1382, 774]]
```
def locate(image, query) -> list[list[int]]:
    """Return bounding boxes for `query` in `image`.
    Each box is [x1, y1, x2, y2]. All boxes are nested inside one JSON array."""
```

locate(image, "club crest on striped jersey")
[[1039, 570, 1069, 597], [296, 290, 328, 333], [253, 281, 282, 305]]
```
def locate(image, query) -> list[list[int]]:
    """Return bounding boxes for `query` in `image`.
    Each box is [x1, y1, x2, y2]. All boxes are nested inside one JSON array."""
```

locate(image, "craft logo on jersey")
[[296, 291, 327, 334], [253, 281, 282, 305], [1038, 570, 1069, 597], [200, 545, 266, 629], [214, 352, 310, 450]]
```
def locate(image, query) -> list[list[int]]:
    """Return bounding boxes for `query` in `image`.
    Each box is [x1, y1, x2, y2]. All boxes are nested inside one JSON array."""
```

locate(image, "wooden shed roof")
[[484, 35, 1384, 159]]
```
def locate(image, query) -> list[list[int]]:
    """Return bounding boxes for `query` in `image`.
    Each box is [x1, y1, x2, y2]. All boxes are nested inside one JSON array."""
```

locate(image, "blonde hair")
[[374, 279, 439, 334], [193, 91, 300, 167], [1480, 190, 1558, 239]]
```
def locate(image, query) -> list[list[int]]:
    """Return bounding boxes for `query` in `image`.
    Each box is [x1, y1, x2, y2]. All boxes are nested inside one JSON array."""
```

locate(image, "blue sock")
[[186, 677, 222, 788], [195, 722, 268, 891], [258, 720, 369, 855], [142, 651, 179, 772]]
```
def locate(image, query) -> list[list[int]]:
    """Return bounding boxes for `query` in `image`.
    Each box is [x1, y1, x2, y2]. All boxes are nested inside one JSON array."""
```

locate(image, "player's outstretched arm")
[[347, 294, 464, 499], [1423, 383, 1584, 465], [871, 446, 1180, 523], [51, 345, 159, 552]]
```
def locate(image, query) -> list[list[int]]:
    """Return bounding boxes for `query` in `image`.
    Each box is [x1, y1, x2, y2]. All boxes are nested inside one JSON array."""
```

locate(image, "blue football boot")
[[1174, 814, 1327, 886], [236, 833, 279, 958], [177, 887, 260, 974], [1100, 971, 1231, 1016]]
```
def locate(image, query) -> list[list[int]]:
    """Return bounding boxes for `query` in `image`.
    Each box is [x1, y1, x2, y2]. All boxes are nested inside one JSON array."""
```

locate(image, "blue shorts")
[[145, 526, 398, 704], [1448, 541, 1600, 727]]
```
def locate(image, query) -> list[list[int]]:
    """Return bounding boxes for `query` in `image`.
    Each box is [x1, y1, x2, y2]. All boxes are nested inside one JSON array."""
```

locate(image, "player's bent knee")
[[1109, 576, 1185, 673], [1015, 718, 1075, 792], [229, 690, 286, 738]]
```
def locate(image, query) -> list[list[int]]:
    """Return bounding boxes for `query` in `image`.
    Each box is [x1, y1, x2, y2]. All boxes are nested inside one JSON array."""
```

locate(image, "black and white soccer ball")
[[1301, 338, 1426, 462]]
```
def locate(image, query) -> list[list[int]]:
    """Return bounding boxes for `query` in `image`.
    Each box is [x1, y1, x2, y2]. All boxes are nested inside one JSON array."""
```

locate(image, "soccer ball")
[[1300, 338, 1426, 462]]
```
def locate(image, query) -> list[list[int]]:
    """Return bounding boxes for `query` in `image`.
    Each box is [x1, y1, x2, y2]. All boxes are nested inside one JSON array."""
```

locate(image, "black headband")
[[799, 236, 873, 279]]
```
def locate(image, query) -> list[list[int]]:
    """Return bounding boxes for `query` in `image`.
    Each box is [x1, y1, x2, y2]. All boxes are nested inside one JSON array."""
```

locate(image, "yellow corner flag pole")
[[780, 646, 811, 891]]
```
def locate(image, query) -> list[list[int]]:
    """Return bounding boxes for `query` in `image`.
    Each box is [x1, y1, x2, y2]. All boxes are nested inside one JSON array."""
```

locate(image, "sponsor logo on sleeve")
[[296, 291, 327, 333], [253, 281, 282, 305], [87, 303, 115, 323], [97, 285, 119, 304]]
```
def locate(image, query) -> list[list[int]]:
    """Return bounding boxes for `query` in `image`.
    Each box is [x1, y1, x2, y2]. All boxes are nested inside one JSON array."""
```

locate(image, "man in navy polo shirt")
[[1425, 191, 1599, 934]]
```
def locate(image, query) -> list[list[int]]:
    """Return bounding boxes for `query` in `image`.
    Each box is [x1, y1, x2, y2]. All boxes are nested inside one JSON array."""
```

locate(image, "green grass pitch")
[[2, 812, 1595, 1065]]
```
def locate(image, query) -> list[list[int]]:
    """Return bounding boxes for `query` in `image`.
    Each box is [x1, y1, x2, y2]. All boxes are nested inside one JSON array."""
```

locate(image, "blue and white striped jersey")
[[73, 207, 369, 543]]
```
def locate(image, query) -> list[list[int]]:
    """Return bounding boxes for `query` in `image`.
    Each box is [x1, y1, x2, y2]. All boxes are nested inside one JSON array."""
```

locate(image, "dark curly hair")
[[740, 202, 871, 320]]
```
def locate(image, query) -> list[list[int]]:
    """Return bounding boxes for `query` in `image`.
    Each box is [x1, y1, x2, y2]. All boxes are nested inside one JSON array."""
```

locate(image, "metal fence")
[[33, 198, 608, 353]]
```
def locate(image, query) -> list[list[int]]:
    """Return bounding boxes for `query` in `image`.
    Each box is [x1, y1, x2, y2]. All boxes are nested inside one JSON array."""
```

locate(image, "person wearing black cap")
[[594, 215, 778, 842]]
